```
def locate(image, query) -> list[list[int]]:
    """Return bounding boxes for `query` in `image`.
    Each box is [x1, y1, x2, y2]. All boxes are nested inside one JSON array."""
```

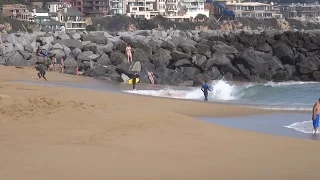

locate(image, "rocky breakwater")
[[1, 30, 320, 86]]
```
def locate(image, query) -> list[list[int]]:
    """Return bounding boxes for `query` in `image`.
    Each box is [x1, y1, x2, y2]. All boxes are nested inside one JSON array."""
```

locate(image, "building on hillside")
[[109, 0, 126, 14], [46, 2, 87, 30], [226, 2, 282, 19], [64, 0, 84, 12], [126, 0, 159, 19], [181, 0, 209, 18], [1, 4, 34, 22], [279, 3, 320, 18], [82, 0, 109, 15]]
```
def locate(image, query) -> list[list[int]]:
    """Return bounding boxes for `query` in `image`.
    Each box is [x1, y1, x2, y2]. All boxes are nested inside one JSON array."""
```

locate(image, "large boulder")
[[236, 48, 269, 76], [54, 39, 83, 49], [196, 43, 211, 58], [0, 43, 14, 55], [5, 52, 28, 66], [174, 59, 191, 67], [129, 61, 142, 72], [192, 54, 207, 68], [110, 51, 127, 66], [77, 51, 94, 62], [64, 56, 78, 68], [211, 42, 238, 59], [51, 49, 65, 59], [149, 48, 171, 67], [82, 34, 108, 45], [297, 59, 318, 74], [96, 53, 111, 66], [273, 43, 295, 65], [180, 66, 201, 81], [170, 50, 191, 61], [132, 48, 149, 62], [6, 33, 36, 46]]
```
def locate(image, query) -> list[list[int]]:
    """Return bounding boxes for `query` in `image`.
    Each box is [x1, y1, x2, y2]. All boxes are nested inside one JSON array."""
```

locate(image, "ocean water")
[[124, 80, 319, 111], [124, 80, 320, 135]]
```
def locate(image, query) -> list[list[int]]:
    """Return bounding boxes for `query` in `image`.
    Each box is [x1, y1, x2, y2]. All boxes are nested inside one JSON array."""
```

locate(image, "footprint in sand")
[[0, 94, 11, 100]]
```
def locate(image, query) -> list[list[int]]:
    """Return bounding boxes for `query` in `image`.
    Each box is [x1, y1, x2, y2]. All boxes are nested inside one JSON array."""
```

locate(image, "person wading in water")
[[201, 80, 213, 101]]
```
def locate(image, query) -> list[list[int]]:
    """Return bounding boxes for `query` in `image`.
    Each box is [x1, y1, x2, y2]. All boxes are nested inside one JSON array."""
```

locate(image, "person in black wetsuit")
[[201, 80, 212, 101], [132, 73, 139, 90], [36, 63, 48, 82]]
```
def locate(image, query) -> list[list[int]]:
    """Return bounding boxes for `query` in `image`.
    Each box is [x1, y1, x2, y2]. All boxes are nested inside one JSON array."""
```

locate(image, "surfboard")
[[128, 78, 140, 85], [147, 71, 155, 84]]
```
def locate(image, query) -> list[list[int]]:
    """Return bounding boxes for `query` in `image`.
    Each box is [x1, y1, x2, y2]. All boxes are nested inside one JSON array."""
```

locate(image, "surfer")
[[201, 80, 213, 101], [126, 44, 133, 63], [312, 99, 320, 134], [132, 73, 139, 90], [36, 63, 47, 82]]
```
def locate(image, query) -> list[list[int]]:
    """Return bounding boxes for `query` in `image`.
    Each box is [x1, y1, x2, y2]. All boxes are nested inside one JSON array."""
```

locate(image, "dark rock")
[[110, 51, 127, 66], [153, 67, 183, 85], [211, 42, 238, 59], [236, 49, 269, 76], [83, 43, 100, 54], [96, 53, 111, 66], [174, 59, 191, 67], [171, 51, 191, 61], [192, 54, 207, 69], [193, 73, 211, 87], [272, 43, 295, 65], [255, 43, 272, 53], [206, 66, 222, 80], [161, 41, 175, 51], [141, 61, 156, 72], [77, 51, 94, 62], [223, 72, 233, 81], [236, 64, 250, 79], [180, 66, 201, 81], [149, 48, 171, 67], [196, 43, 211, 58], [132, 48, 149, 62], [82, 34, 108, 44], [54, 39, 83, 49], [211, 51, 231, 66], [5, 52, 29, 66], [297, 60, 318, 74], [312, 71, 320, 81], [18, 50, 31, 60], [64, 56, 78, 68]]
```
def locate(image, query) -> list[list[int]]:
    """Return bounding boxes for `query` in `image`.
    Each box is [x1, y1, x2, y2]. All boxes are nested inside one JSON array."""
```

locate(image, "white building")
[[110, 0, 127, 15], [46, 2, 86, 31], [126, 0, 159, 19], [182, 0, 209, 18], [226, 2, 281, 19]]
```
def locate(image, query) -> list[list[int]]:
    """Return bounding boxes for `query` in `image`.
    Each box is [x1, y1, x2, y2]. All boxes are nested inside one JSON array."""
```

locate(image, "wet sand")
[[200, 113, 320, 141], [1, 66, 320, 180]]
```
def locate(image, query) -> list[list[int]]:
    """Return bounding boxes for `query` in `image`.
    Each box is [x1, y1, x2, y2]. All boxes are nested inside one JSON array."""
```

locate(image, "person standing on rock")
[[312, 99, 320, 134], [126, 44, 133, 63], [201, 80, 213, 101]]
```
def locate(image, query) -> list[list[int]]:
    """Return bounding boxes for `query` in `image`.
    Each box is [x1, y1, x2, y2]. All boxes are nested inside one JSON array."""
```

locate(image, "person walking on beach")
[[126, 44, 133, 63], [312, 99, 320, 134], [75, 66, 79, 77], [201, 80, 212, 101], [36, 63, 47, 82]]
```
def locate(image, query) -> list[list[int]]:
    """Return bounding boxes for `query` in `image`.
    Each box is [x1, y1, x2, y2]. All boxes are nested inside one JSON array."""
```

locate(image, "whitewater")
[[124, 80, 320, 135]]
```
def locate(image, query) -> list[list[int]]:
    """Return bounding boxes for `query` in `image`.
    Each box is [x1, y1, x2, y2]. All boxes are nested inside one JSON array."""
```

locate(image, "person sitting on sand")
[[36, 63, 47, 82], [201, 80, 213, 101], [312, 99, 320, 134], [126, 44, 133, 63]]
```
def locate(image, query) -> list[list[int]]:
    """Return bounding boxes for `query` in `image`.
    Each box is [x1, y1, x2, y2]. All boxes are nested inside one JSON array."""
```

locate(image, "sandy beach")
[[0, 65, 320, 180]]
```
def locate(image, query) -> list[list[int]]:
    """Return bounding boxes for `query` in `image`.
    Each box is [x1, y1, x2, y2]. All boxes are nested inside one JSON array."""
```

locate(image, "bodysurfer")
[[201, 80, 212, 101], [312, 99, 320, 134]]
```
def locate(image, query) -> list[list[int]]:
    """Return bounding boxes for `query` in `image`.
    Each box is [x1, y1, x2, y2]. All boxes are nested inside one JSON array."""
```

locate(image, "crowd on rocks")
[[1, 29, 320, 86]]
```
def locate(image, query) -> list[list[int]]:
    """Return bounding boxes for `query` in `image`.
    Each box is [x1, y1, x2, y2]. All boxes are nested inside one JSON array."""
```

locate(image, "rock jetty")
[[1, 29, 320, 86]]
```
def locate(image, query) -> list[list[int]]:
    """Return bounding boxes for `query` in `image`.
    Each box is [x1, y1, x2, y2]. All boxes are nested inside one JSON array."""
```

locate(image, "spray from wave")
[[284, 121, 315, 134], [124, 80, 318, 110]]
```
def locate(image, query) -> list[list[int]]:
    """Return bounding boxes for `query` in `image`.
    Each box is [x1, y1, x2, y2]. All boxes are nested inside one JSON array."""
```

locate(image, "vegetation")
[[194, 14, 208, 21], [86, 25, 96, 31]]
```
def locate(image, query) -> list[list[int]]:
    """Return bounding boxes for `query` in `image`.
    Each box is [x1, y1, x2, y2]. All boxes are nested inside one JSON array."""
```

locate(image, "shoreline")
[[1, 65, 320, 180]]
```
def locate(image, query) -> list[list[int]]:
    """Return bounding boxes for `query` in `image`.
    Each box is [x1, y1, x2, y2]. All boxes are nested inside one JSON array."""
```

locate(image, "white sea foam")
[[266, 81, 319, 87], [284, 121, 316, 134]]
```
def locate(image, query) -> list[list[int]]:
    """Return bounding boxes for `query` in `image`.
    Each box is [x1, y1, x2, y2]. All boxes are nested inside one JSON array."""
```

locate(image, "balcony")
[[83, 3, 92, 7]]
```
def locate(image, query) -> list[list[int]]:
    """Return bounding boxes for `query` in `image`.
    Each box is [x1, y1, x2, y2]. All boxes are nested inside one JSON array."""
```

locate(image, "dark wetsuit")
[[201, 83, 212, 101], [132, 74, 139, 90], [37, 64, 47, 81]]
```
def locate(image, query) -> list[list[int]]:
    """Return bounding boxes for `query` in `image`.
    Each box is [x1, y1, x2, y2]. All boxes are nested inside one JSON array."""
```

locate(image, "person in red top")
[[126, 44, 133, 63]]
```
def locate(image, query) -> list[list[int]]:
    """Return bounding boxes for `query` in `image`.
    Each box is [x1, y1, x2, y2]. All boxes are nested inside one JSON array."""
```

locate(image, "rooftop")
[[226, 2, 270, 6], [39, 18, 64, 26], [62, 8, 85, 16]]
